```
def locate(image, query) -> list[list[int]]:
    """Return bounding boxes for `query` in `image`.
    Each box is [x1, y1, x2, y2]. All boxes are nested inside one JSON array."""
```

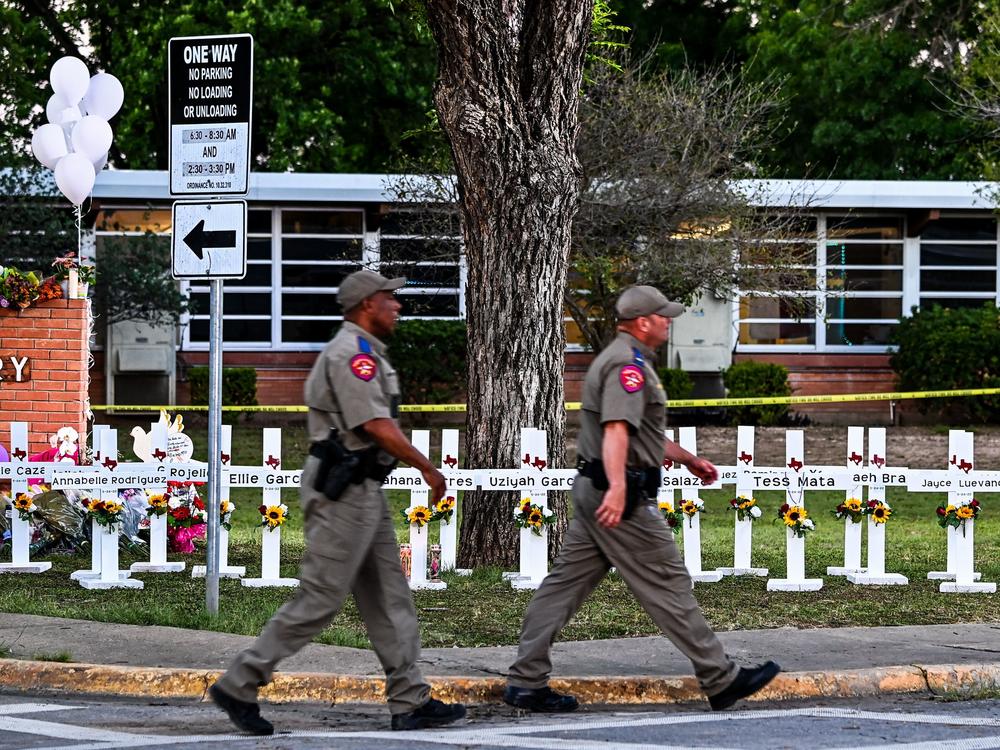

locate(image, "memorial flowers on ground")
[[832, 497, 865, 524], [778, 503, 815, 538], [728, 495, 761, 522], [514, 497, 555, 537], [165, 482, 207, 552]]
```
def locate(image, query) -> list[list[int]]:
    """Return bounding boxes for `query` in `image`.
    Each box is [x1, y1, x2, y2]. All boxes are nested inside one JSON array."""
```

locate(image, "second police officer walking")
[[209, 270, 466, 734], [505, 285, 781, 713]]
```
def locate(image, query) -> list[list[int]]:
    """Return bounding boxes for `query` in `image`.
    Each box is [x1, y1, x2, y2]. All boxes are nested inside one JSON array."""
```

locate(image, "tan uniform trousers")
[[508, 476, 738, 696], [216, 456, 430, 714]]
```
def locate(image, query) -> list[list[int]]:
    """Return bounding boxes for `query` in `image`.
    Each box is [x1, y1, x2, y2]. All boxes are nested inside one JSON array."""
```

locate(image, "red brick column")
[[0, 299, 88, 455]]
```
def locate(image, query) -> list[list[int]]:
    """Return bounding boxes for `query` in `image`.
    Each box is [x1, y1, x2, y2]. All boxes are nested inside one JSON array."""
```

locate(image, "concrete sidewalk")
[[1, 613, 999, 705]]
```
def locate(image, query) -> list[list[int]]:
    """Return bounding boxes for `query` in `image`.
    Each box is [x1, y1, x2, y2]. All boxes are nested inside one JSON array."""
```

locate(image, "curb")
[[2, 659, 999, 705]]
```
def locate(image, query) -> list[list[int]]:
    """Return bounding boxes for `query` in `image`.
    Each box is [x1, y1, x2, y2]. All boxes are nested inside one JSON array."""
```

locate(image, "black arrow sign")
[[183, 220, 236, 260]]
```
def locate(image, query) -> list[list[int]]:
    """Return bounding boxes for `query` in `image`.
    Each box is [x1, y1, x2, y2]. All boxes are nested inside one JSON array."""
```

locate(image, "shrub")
[[387, 320, 467, 403], [657, 367, 694, 401], [188, 366, 258, 406], [722, 361, 791, 426], [890, 304, 1000, 423]]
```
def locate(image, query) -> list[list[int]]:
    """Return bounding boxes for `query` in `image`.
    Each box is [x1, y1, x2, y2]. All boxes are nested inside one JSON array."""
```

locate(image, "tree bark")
[[425, 0, 593, 567]]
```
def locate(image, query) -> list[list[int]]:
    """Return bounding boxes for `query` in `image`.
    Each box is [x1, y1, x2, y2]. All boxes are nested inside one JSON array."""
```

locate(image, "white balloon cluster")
[[30, 56, 123, 206]]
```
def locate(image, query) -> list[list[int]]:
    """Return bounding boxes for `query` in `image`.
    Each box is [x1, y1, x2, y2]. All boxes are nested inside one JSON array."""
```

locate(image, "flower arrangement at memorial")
[[514, 497, 556, 537], [145, 492, 170, 518], [728, 495, 762, 522], [221, 500, 235, 531], [832, 497, 865, 523], [778, 503, 815, 538], [165, 482, 208, 552], [431, 495, 456, 523], [11, 493, 39, 523], [936, 499, 980, 536], [80, 497, 126, 531], [658, 499, 682, 534], [680, 498, 704, 527], [259, 503, 289, 531], [0, 263, 65, 312], [51, 252, 96, 287], [866, 500, 892, 524], [403, 505, 432, 527]]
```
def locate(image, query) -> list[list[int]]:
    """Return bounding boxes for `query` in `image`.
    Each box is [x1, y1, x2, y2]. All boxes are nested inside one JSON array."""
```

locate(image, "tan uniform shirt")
[[303, 320, 400, 456], [578, 331, 666, 468]]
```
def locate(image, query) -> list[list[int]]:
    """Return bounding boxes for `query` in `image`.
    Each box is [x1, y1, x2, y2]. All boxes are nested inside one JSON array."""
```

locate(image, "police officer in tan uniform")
[[210, 270, 465, 734], [505, 285, 780, 713]]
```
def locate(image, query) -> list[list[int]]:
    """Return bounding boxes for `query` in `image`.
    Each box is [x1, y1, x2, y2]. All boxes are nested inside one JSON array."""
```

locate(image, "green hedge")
[[188, 366, 258, 406], [722, 361, 791, 426], [657, 367, 694, 401], [890, 303, 1000, 423], [387, 320, 467, 403]]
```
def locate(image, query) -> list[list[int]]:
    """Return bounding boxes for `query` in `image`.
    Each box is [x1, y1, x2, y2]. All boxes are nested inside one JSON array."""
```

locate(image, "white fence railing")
[[1, 422, 996, 594]]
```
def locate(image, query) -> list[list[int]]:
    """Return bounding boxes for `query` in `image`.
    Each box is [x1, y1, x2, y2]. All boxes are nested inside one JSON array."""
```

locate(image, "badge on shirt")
[[619, 364, 645, 393], [350, 353, 378, 381]]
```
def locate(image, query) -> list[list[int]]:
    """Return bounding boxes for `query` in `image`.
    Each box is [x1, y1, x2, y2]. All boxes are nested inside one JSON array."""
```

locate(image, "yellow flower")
[[658, 500, 675, 513], [783, 506, 807, 527], [945, 504, 957, 515], [436, 497, 455, 513], [221, 500, 233, 515], [681, 500, 698, 516], [148, 494, 169, 508], [956, 505, 975, 520], [103, 501, 123, 515], [528, 509, 544, 527], [265, 506, 286, 525], [871, 504, 891, 523], [13, 494, 33, 511], [845, 498, 863, 512], [738, 497, 756, 510], [407, 506, 431, 527], [520, 497, 532, 513]]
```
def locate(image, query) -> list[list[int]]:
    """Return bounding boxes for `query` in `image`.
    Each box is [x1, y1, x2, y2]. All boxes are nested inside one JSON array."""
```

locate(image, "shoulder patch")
[[350, 353, 378, 381], [619, 364, 645, 393]]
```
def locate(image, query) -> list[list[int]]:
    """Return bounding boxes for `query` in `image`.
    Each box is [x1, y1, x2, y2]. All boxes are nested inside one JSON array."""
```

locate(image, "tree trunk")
[[425, 0, 593, 567]]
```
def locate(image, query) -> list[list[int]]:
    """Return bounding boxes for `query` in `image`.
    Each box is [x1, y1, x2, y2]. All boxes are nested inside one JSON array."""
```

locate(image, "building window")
[[187, 208, 275, 345], [918, 217, 998, 311], [823, 216, 904, 347]]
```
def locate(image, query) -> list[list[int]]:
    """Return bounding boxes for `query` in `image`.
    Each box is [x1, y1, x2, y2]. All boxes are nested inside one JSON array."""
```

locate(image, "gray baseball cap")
[[615, 285, 685, 320], [338, 270, 406, 312]]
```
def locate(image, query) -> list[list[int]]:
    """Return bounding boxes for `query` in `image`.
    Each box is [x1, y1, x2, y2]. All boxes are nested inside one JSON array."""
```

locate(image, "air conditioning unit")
[[667, 294, 733, 372], [106, 320, 176, 408]]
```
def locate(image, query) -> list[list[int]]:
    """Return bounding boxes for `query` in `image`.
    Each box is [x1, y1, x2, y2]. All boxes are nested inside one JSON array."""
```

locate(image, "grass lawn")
[[1, 416, 998, 649]]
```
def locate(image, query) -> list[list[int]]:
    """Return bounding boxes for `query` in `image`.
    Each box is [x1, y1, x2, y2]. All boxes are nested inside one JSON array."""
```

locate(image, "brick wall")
[[0, 299, 88, 454]]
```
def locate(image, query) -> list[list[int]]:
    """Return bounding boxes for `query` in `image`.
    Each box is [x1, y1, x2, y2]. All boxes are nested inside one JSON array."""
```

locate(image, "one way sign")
[[171, 200, 247, 279]]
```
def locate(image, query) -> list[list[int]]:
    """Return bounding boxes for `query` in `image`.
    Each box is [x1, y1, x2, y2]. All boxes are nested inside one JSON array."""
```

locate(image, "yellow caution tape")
[[89, 387, 1000, 413]]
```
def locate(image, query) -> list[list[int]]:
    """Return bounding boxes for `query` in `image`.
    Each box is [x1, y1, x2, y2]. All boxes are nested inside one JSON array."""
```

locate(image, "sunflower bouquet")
[[936, 499, 980, 536], [80, 496, 126, 531], [865, 500, 892, 524], [514, 497, 556, 537], [145, 492, 170, 518], [402, 505, 432, 527], [658, 499, 682, 535], [728, 495, 762, 522], [11, 492, 38, 523], [679, 498, 704, 527], [832, 497, 865, 523], [777, 503, 815, 538], [431, 495, 456, 523], [259, 503, 289, 531]]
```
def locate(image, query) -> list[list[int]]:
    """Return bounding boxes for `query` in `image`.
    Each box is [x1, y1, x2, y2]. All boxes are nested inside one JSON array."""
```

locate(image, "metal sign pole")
[[206, 278, 223, 614]]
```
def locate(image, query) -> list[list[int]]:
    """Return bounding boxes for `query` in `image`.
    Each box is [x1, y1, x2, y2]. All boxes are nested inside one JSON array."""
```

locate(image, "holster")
[[577, 458, 661, 520], [309, 428, 399, 501]]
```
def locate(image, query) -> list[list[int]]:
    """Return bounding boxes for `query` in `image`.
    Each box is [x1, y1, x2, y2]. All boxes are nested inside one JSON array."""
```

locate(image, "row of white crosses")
[[1, 422, 995, 596]]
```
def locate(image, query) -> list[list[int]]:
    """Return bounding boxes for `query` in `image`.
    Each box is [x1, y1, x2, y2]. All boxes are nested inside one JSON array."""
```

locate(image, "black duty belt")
[[576, 457, 661, 497]]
